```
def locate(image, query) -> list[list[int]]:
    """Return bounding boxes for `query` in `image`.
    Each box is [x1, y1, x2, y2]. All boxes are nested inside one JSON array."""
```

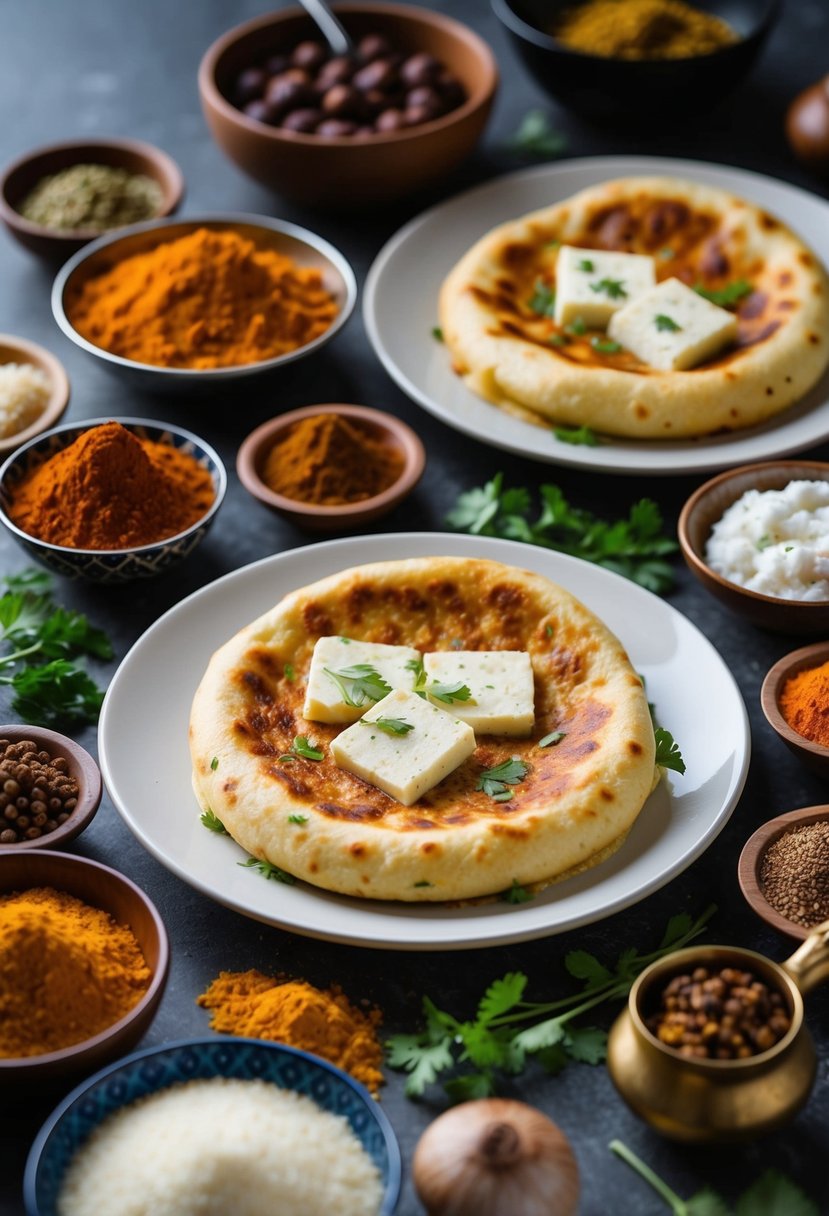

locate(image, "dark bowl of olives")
[[198, 2, 498, 207]]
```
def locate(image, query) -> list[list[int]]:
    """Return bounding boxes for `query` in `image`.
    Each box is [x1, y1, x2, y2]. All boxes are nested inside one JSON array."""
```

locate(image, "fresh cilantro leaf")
[[654, 727, 686, 774], [200, 808, 229, 834], [428, 680, 476, 705], [528, 278, 556, 317], [537, 1043, 569, 1074], [591, 336, 623, 354], [694, 279, 753, 308], [413, 880, 433, 888], [476, 972, 527, 1023], [3, 569, 51, 594], [477, 757, 529, 799], [590, 277, 627, 299], [4, 660, 104, 728], [565, 949, 613, 988], [513, 1017, 566, 1054], [686, 1192, 733, 1216], [443, 1072, 496, 1103], [567, 316, 587, 335], [655, 313, 682, 332], [239, 857, 296, 884], [564, 1025, 607, 1064], [288, 814, 308, 824], [734, 1171, 819, 1216], [365, 717, 414, 736], [660, 912, 693, 949], [386, 1032, 454, 1097], [283, 663, 295, 682], [554, 425, 598, 446], [210, 756, 219, 771], [506, 109, 567, 158], [577, 257, 595, 272], [539, 730, 566, 748], [431, 325, 444, 341], [292, 735, 324, 761], [548, 332, 568, 347], [324, 663, 391, 707], [501, 879, 533, 904]]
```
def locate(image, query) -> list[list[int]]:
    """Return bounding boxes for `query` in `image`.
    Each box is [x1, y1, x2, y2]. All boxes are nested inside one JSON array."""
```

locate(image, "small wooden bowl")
[[760, 642, 829, 777], [0, 138, 184, 260], [237, 403, 425, 531], [0, 850, 169, 1087], [0, 335, 69, 456], [738, 805, 829, 940], [678, 460, 829, 634], [0, 725, 102, 852]]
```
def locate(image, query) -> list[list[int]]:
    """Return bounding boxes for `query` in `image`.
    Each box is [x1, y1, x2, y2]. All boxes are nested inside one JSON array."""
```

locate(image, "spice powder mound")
[[262, 413, 405, 505], [760, 820, 829, 928]]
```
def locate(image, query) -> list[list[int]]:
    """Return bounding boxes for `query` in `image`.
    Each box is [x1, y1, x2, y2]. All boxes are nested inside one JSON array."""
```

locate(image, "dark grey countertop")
[[1, 2, 829, 1213]]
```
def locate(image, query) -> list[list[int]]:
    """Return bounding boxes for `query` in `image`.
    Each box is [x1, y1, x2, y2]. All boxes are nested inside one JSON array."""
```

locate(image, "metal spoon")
[[298, 0, 354, 57]]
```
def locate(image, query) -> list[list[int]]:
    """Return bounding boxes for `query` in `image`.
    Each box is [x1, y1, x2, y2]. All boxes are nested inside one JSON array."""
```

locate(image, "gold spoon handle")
[[781, 919, 829, 994]]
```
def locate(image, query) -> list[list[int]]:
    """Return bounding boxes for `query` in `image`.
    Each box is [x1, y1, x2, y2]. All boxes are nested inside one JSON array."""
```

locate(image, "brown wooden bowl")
[[0, 725, 102, 852], [678, 461, 829, 634], [0, 138, 184, 260], [760, 642, 829, 778], [237, 403, 425, 531], [198, 3, 498, 207], [0, 335, 70, 456], [0, 850, 169, 1087], [738, 805, 829, 940]]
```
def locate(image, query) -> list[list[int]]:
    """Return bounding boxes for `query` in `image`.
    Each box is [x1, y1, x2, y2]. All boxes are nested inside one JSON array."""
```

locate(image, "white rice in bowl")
[[704, 480, 829, 601], [57, 1076, 384, 1216]]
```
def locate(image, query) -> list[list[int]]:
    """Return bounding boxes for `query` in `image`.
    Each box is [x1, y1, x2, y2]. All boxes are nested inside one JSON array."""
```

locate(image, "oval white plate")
[[364, 156, 829, 477], [99, 533, 749, 950]]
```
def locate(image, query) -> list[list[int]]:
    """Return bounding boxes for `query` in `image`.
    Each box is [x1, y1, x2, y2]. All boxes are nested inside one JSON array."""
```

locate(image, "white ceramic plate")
[[99, 533, 749, 950], [364, 156, 829, 476]]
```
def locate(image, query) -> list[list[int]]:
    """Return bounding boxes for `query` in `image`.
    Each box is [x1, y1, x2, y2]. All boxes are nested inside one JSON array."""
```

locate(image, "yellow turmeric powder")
[[552, 0, 738, 59], [0, 887, 151, 1058], [197, 970, 384, 1093], [65, 227, 339, 369]]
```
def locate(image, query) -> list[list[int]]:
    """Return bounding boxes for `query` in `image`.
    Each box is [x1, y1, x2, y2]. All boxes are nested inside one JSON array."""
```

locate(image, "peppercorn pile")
[[761, 821, 829, 928], [0, 738, 78, 844], [647, 965, 792, 1060]]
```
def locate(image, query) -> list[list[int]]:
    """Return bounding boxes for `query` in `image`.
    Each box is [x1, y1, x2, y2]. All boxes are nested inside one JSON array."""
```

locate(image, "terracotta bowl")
[[760, 642, 829, 778], [237, 403, 425, 531], [492, 0, 779, 123], [0, 335, 69, 456], [738, 805, 829, 940], [678, 460, 829, 635], [0, 137, 184, 261], [0, 725, 102, 852], [0, 850, 169, 1087], [198, 3, 498, 207]]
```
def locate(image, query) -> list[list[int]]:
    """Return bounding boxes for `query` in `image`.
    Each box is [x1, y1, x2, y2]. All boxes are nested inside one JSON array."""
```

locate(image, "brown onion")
[[785, 75, 829, 176], [412, 1098, 580, 1216]]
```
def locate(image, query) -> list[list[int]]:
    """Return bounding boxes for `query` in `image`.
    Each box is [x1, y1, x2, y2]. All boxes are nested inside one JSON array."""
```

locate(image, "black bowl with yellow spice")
[[491, 0, 779, 122]]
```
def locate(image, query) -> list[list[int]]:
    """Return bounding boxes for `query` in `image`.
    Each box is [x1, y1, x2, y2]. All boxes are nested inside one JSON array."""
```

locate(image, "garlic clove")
[[412, 1097, 580, 1216]]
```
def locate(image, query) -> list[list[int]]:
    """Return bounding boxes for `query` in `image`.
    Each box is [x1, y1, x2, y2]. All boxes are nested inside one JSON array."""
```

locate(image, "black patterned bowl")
[[25, 1037, 402, 1216], [0, 417, 226, 583]]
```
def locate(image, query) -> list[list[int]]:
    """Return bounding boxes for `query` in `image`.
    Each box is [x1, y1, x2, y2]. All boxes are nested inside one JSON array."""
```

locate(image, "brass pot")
[[607, 921, 829, 1142]]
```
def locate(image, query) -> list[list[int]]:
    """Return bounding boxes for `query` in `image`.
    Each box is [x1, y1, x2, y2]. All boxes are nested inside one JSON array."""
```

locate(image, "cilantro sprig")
[[506, 110, 567, 159], [239, 857, 296, 885], [324, 663, 392, 708], [610, 1141, 819, 1216], [446, 474, 678, 595], [477, 756, 528, 801], [528, 278, 556, 318], [289, 735, 324, 761], [0, 569, 112, 727], [694, 279, 753, 308], [200, 808, 229, 835], [655, 314, 682, 332], [365, 717, 414, 736], [387, 906, 716, 1099], [554, 425, 598, 447], [590, 277, 627, 299], [654, 726, 686, 774], [429, 680, 476, 706]]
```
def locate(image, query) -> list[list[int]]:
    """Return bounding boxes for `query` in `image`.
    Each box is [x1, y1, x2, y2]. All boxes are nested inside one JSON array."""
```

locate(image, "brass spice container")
[[607, 924, 829, 1142]]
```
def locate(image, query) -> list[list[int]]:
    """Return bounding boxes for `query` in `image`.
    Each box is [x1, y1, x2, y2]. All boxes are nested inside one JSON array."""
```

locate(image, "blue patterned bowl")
[[0, 417, 226, 583], [25, 1036, 402, 1216]]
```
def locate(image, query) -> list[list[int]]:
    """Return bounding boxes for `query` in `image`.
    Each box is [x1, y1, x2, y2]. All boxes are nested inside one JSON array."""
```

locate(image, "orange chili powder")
[[262, 413, 404, 505], [780, 660, 829, 747]]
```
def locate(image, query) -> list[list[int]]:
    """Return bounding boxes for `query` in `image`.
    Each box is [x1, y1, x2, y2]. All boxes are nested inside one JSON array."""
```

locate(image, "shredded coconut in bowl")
[[0, 362, 50, 438], [705, 480, 829, 601], [57, 1076, 384, 1216]]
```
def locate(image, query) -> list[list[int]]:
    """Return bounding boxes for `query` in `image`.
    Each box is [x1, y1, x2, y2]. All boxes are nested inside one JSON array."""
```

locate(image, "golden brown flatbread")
[[439, 176, 829, 438], [189, 557, 656, 902]]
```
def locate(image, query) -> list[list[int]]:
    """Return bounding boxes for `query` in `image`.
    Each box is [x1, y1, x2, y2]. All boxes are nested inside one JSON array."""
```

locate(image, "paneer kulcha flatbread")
[[439, 176, 829, 439], [189, 557, 657, 902]]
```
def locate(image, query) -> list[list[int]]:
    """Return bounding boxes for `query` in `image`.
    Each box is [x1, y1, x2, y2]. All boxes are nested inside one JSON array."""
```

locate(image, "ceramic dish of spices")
[[492, 0, 778, 123], [0, 849, 169, 1088], [0, 725, 102, 851], [237, 403, 426, 531], [0, 137, 184, 261], [0, 334, 70, 456], [52, 214, 356, 393], [26, 1037, 401, 1216], [738, 806, 829, 940], [760, 641, 829, 777], [678, 460, 829, 634], [0, 417, 226, 583]]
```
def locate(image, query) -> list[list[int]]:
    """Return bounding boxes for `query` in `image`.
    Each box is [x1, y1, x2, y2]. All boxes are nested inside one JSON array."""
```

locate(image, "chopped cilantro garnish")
[[477, 757, 529, 799], [429, 680, 476, 706], [431, 325, 444, 342], [288, 813, 308, 824], [364, 717, 414, 736], [200, 808, 228, 835], [539, 731, 566, 748], [554, 425, 598, 446], [590, 278, 627, 300], [591, 337, 622, 354], [577, 258, 595, 273], [655, 314, 681, 332], [324, 663, 391, 708], [239, 857, 296, 884], [529, 278, 556, 318], [210, 755, 219, 771], [291, 735, 324, 761], [694, 279, 752, 308], [501, 879, 533, 904], [283, 663, 295, 682]]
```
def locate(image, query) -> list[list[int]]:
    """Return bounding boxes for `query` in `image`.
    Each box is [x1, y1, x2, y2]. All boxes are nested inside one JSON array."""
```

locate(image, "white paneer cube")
[[303, 637, 420, 725], [554, 245, 656, 328], [607, 277, 738, 371], [423, 650, 535, 736], [330, 689, 476, 806]]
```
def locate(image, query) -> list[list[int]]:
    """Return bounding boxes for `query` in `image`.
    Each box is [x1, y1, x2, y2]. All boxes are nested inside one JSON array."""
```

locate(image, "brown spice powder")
[[760, 820, 829, 927]]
